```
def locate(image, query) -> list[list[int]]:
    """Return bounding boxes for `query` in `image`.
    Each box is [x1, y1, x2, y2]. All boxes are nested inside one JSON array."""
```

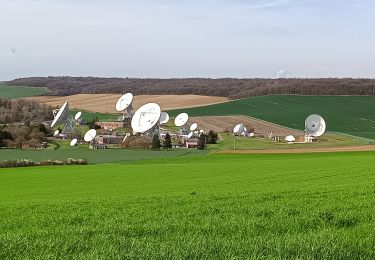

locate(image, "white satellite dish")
[[187, 132, 193, 138], [51, 101, 69, 127], [70, 138, 78, 147], [285, 135, 295, 142], [199, 129, 204, 133], [190, 123, 198, 131], [249, 132, 255, 137], [116, 93, 133, 112], [53, 130, 60, 136], [305, 114, 326, 137], [233, 123, 244, 135], [174, 113, 189, 127], [159, 112, 170, 124], [84, 129, 97, 142], [131, 103, 161, 133], [74, 111, 82, 120]]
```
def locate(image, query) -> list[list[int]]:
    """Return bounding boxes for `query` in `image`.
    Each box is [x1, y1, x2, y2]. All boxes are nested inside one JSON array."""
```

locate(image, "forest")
[[0, 98, 54, 124], [5, 77, 375, 98]]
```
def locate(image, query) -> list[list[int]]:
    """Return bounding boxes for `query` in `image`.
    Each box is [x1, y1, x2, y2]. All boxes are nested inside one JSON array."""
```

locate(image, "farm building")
[[95, 135, 123, 145], [96, 121, 125, 131]]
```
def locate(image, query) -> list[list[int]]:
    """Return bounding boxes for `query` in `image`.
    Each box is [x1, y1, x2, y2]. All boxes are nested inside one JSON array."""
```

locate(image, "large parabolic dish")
[[116, 93, 133, 112], [305, 114, 326, 137], [233, 123, 244, 135], [131, 103, 161, 133], [174, 113, 189, 127], [159, 112, 170, 124], [51, 101, 69, 127]]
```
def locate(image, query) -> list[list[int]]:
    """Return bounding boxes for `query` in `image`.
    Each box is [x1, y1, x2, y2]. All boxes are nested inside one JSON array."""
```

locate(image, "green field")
[[0, 84, 48, 98], [1, 152, 375, 259], [0, 148, 206, 164], [211, 133, 372, 151], [169, 95, 375, 140]]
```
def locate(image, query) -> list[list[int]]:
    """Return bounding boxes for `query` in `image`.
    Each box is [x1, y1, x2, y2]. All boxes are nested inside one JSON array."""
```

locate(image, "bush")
[[0, 158, 88, 168]]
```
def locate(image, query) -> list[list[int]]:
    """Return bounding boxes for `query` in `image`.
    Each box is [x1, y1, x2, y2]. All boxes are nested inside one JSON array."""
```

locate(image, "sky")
[[0, 0, 374, 80]]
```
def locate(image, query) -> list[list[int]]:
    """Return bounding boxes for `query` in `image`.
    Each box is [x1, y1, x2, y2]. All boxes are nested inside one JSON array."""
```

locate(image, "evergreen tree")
[[151, 134, 161, 150], [164, 132, 172, 149], [207, 130, 218, 144], [197, 133, 207, 150]]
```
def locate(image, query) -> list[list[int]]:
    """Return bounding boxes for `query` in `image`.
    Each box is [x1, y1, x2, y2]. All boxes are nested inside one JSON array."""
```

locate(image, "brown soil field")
[[186, 116, 303, 137], [24, 94, 229, 113], [216, 145, 375, 154]]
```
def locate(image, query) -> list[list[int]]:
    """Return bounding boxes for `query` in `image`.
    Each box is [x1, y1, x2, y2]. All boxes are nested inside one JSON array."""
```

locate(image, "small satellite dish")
[[187, 132, 193, 138], [84, 129, 97, 142], [70, 138, 78, 147], [74, 111, 82, 120], [131, 103, 161, 133], [305, 114, 326, 137], [53, 130, 60, 136], [233, 123, 244, 135], [190, 123, 198, 131], [174, 113, 189, 127], [116, 93, 133, 112], [249, 133, 255, 137], [285, 135, 295, 142], [159, 112, 170, 124], [51, 101, 69, 127], [199, 129, 204, 133]]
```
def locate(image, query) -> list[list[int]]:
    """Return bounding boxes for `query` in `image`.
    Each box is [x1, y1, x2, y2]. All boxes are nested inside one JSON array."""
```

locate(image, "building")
[[95, 135, 123, 145], [96, 121, 125, 131], [185, 138, 198, 148]]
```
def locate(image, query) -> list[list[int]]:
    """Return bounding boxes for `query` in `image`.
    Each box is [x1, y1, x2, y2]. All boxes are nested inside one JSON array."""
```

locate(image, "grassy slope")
[[0, 85, 48, 98], [211, 133, 371, 150], [168, 95, 375, 140], [1, 152, 375, 259], [0, 148, 206, 164]]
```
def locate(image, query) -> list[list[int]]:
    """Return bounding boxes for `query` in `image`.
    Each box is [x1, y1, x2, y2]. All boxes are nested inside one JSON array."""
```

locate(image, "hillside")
[[5, 77, 375, 98], [168, 95, 375, 140], [0, 84, 48, 98]]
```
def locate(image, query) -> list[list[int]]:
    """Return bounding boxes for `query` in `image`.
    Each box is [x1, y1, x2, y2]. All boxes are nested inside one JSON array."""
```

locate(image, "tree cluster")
[[0, 98, 54, 124], [0, 124, 50, 149], [6, 77, 375, 99]]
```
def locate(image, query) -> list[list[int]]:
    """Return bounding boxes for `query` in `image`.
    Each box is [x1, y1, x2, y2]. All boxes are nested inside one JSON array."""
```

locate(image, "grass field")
[[211, 133, 372, 151], [1, 152, 375, 259], [169, 95, 375, 140], [0, 148, 206, 164], [0, 84, 48, 98]]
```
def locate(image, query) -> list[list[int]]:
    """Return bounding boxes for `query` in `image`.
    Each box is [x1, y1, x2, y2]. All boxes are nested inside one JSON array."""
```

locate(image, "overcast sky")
[[1, 0, 374, 80]]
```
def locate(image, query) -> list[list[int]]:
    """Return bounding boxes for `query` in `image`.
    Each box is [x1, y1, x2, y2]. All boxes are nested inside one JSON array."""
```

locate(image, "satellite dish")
[[84, 129, 97, 142], [190, 123, 198, 131], [116, 93, 133, 112], [131, 103, 161, 133], [249, 133, 255, 137], [285, 135, 295, 142], [187, 132, 193, 138], [305, 114, 326, 137], [53, 130, 60, 136], [159, 112, 170, 124], [199, 129, 204, 133], [51, 101, 69, 127], [233, 123, 244, 135], [174, 113, 189, 127], [70, 138, 78, 147], [74, 111, 82, 120]]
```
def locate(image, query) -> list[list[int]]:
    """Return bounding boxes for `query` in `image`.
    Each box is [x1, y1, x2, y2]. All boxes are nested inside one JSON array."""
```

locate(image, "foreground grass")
[[1, 152, 375, 259], [0, 85, 48, 98], [169, 95, 375, 140]]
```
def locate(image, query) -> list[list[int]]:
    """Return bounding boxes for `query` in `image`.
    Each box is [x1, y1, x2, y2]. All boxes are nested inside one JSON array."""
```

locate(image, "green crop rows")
[[169, 95, 375, 140], [1, 152, 375, 259]]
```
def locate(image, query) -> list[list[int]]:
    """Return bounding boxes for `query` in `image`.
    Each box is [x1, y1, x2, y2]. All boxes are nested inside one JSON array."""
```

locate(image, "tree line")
[[5, 77, 375, 98]]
